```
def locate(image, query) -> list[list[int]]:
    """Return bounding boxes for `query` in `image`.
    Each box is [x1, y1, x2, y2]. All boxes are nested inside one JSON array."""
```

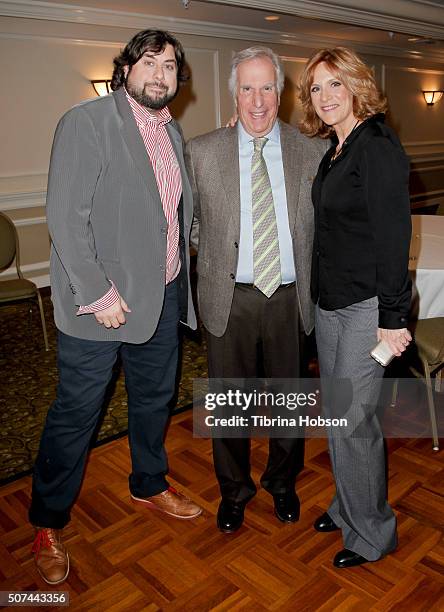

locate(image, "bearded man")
[[29, 29, 201, 585]]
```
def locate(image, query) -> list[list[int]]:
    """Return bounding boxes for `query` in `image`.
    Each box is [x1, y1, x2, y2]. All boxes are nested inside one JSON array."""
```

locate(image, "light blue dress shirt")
[[236, 121, 296, 284]]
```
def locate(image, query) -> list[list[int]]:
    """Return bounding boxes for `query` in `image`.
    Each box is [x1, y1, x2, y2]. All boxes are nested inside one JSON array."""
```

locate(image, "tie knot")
[[253, 137, 268, 153]]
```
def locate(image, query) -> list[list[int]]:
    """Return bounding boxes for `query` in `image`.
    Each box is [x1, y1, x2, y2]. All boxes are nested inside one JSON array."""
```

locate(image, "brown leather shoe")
[[131, 486, 202, 519], [32, 528, 69, 585]]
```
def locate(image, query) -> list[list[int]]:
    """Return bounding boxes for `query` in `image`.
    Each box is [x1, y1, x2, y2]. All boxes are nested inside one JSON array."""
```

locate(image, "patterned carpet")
[[0, 291, 208, 485]]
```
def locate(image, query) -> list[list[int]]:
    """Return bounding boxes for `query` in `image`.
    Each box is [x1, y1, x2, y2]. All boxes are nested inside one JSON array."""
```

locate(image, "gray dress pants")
[[315, 296, 397, 561]]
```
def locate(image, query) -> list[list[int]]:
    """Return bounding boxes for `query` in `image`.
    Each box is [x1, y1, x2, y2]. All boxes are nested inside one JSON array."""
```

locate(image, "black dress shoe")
[[333, 549, 369, 568], [314, 512, 340, 532], [217, 500, 245, 533], [273, 492, 300, 523]]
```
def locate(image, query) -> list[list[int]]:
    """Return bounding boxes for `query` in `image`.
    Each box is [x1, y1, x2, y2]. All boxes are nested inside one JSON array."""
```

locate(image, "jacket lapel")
[[113, 88, 163, 209], [166, 121, 193, 221], [215, 128, 240, 236], [280, 119, 302, 233]]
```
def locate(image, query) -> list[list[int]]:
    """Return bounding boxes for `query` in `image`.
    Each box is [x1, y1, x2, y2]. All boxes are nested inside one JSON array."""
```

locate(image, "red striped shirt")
[[126, 90, 182, 284], [77, 281, 120, 315]]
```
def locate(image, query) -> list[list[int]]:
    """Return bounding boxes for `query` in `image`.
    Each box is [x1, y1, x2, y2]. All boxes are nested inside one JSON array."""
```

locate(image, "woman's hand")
[[377, 327, 412, 357], [225, 113, 238, 128]]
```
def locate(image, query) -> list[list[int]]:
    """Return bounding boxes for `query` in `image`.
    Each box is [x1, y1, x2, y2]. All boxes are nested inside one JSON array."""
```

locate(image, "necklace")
[[329, 119, 361, 165]]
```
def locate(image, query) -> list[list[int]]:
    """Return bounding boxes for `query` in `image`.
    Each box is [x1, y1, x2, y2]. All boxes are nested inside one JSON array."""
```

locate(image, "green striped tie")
[[252, 137, 281, 298]]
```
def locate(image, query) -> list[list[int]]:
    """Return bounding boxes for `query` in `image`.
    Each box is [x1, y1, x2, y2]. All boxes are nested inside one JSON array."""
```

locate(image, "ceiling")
[[3, 0, 444, 61]]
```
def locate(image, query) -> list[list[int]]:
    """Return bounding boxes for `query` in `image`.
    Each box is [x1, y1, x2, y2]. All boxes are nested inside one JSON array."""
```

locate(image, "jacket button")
[[234, 242, 238, 248], [316, 250, 320, 256], [230, 273, 235, 279]]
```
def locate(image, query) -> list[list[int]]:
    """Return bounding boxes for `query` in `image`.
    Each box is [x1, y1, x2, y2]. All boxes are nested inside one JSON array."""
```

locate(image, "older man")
[[30, 30, 202, 585], [185, 47, 326, 532]]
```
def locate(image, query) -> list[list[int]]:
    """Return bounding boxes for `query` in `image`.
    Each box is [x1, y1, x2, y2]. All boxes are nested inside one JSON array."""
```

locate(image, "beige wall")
[[1, 15, 444, 285]]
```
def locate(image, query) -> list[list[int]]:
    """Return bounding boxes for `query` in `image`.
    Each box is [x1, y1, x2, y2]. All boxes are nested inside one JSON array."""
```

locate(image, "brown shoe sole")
[[36, 553, 70, 585], [131, 494, 202, 520]]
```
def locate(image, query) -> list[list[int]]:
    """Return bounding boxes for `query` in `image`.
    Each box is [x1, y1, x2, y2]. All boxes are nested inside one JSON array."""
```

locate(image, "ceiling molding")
[[201, 0, 444, 39], [396, 66, 444, 75], [0, 31, 124, 47], [3, 29, 442, 64], [1, 1, 444, 63]]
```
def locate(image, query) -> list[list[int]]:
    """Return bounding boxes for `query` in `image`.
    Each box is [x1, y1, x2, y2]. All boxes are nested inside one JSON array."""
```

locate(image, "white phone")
[[370, 340, 396, 367]]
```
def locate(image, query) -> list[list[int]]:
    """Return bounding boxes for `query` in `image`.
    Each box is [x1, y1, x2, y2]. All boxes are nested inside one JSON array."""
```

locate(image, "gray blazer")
[[185, 120, 327, 337], [46, 87, 196, 343]]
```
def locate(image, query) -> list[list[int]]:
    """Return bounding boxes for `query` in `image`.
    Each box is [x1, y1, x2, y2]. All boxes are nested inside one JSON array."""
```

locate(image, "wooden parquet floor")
[[0, 412, 443, 611]]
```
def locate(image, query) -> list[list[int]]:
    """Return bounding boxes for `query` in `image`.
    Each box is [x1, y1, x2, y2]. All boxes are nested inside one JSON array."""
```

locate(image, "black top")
[[311, 114, 412, 329]]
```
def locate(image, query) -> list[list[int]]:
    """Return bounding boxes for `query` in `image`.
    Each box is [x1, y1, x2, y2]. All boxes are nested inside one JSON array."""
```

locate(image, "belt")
[[235, 282, 295, 290]]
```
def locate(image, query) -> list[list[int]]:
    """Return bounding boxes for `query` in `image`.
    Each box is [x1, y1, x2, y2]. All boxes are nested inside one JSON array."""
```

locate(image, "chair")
[[391, 318, 444, 451], [0, 211, 49, 351]]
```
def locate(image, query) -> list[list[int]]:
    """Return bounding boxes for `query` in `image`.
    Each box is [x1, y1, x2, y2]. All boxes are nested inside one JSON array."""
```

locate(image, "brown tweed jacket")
[[185, 119, 327, 337]]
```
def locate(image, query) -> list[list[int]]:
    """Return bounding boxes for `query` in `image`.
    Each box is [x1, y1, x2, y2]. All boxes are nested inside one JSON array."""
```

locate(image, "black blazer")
[[311, 115, 411, 329]]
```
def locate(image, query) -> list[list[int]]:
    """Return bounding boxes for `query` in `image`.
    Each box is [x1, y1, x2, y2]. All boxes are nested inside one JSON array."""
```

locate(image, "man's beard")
[[125, 79, 177, 110]]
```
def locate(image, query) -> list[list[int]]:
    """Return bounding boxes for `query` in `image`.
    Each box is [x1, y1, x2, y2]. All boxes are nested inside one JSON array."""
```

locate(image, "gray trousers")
[[315, 297, 397, 561]]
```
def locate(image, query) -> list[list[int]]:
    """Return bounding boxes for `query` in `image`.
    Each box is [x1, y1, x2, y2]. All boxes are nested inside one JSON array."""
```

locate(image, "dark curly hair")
[[111, 29, 187, 91]]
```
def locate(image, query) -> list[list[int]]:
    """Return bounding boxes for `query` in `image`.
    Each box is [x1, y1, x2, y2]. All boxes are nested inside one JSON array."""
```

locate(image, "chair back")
[[414, 317, 444, 367], [0, 212, 22, 277]]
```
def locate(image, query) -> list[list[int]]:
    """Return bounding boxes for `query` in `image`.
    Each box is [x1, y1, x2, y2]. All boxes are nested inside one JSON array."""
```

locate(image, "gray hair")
[[228, 46, 284, 100]]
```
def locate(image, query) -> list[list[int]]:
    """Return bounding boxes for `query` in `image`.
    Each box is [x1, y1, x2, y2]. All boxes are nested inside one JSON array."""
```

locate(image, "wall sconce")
[[91, 80, 112, 96], [422, 90, 444, 106]]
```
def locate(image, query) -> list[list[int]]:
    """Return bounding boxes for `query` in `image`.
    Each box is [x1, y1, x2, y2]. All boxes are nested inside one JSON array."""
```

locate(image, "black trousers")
[[29, 281, 179, 529], [206, 283, 305, 504]]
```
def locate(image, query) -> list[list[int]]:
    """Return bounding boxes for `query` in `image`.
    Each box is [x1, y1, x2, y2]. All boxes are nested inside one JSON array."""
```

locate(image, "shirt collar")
[[238, 119, 280, 147], [125, 88, 172, 127]]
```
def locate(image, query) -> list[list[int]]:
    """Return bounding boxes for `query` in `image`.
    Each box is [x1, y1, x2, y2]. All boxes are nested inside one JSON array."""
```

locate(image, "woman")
[[299, 47, 412, 568]]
